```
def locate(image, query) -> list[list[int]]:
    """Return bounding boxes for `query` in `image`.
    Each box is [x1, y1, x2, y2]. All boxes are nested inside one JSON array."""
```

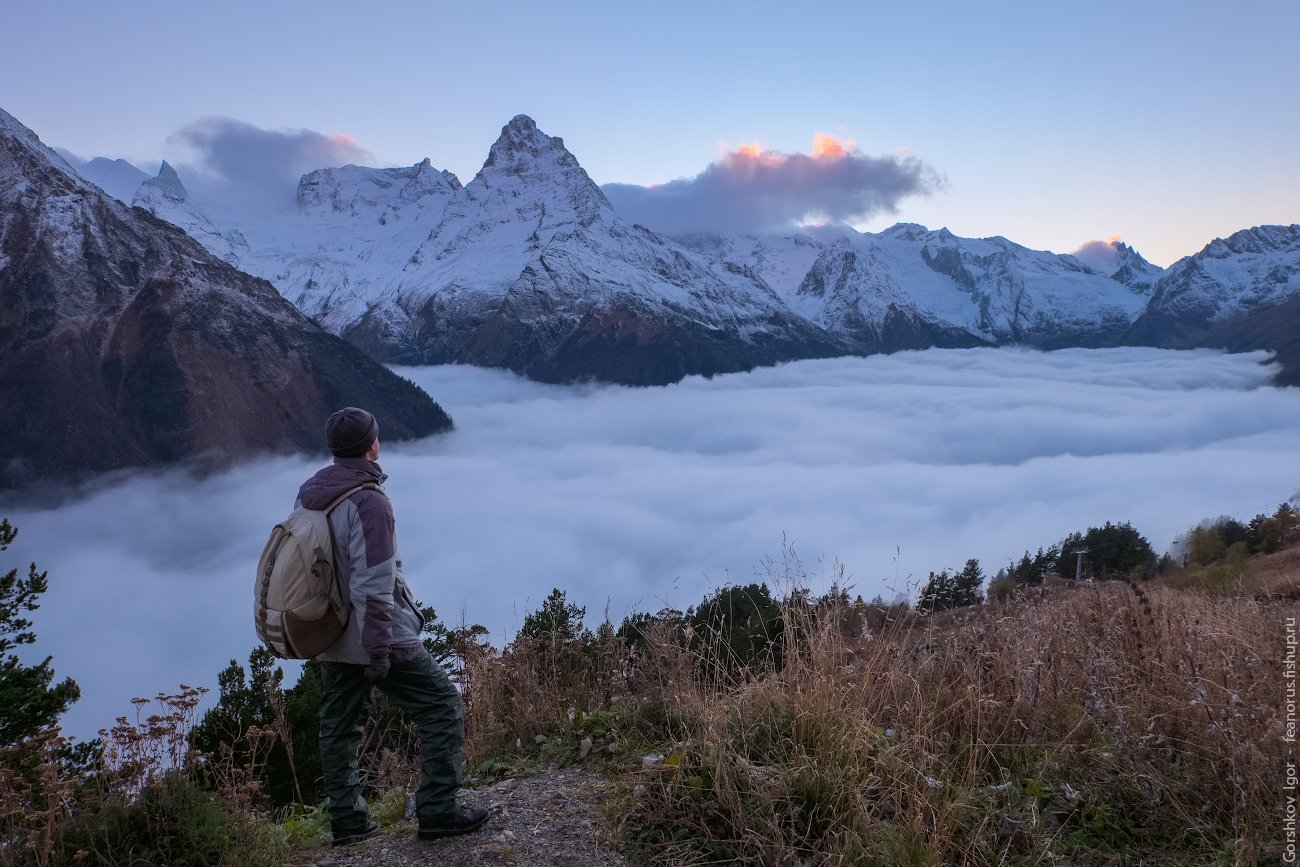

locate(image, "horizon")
[[2, 0, 1297, 268]]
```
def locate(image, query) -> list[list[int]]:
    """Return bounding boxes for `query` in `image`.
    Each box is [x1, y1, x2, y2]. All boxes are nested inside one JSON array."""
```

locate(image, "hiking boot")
[[332, 820, 379, 847], [417, 804, 490, 840]]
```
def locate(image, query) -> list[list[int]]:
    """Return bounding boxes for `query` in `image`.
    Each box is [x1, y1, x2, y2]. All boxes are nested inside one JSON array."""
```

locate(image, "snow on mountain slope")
[[241, 160, 463, 333], [679, 222, 1151, 350], [296, 158, 463, 216], [866, 224, 1149, 347], [1104, 240, 1163, 293], [1154, 227, 1294, 318], [792, 235, 987, 351], [72, 156, 150, 204], [676, 230, 841, 318], [1127, 224, 1300, 345], [132, 161, 250, 266]]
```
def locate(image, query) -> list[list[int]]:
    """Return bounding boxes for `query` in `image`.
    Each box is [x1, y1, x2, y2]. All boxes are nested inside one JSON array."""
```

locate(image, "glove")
[[364, 658, 391, 682]]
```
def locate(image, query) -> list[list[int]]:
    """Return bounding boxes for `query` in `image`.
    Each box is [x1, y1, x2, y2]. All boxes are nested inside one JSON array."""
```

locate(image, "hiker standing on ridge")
[[297, 407, 489, 846]]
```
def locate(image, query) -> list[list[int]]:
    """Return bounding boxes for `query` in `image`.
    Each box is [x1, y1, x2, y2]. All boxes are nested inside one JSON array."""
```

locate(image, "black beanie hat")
[[325, 407, 379, 458]]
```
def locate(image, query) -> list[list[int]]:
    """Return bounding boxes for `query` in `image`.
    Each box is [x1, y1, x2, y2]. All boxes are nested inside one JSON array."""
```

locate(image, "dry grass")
[[1166, 544, 1300, 601], [463, 628, 631, 763], [465, 563, 1295, 865]]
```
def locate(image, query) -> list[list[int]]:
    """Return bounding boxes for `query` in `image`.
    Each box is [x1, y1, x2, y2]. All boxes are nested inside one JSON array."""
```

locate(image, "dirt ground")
[[304, 767, 627, 867]]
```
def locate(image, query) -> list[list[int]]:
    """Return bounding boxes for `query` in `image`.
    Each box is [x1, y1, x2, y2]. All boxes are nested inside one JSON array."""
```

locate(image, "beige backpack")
[[254, 483, 378, 658]]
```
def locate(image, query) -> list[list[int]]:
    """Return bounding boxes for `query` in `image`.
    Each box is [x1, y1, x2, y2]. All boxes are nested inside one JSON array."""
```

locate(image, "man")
[[298, 406, 489, 846]]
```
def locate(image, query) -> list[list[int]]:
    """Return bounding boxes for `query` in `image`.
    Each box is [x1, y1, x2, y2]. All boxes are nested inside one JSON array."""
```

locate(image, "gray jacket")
[[296, 458, 425, 666]]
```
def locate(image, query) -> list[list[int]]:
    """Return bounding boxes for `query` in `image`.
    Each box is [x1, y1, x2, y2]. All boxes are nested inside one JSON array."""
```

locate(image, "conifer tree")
[[1060, 522, 1156, 578], [918, 569, 955, 612], [520, 588, 587, 643], [0, 519, 79, 746], [1008, 546, 1060, 586], [953, 558, 985, 607], [687, 583, 783, 671]]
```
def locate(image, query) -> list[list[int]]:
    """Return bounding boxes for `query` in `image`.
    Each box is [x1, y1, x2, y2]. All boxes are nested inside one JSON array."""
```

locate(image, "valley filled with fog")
[[5, 347, 1298, 741]]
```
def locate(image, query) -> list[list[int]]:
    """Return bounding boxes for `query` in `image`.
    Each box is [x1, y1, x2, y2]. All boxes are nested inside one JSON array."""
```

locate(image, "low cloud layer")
[[5, 348, 1298, 740], [603, 134, 941, 235], [168, 117, 374, 206]]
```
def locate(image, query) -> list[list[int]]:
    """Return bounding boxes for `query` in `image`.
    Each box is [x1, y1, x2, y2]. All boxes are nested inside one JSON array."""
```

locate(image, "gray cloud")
[[5, 348, 1298, 741], [168, 117, 374, 204], [603, 137, 942, 235], [1072, 238, 1124, 274]]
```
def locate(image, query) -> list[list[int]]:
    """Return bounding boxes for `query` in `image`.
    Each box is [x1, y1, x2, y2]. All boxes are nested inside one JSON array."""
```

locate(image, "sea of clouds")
[[5, 347, 1298, 741]]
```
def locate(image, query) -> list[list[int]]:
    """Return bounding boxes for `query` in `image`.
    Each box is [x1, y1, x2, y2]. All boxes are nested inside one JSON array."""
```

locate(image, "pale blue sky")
[[2, 0, 1296, 265]]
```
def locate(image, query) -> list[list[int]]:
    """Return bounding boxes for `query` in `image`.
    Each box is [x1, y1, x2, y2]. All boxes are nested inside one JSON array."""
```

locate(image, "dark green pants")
[[318, 653, 464, 833]]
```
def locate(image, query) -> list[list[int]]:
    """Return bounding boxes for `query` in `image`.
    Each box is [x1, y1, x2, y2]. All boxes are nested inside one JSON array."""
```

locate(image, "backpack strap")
[[321, 482, 381, 515], [319, 482, 383, 613]]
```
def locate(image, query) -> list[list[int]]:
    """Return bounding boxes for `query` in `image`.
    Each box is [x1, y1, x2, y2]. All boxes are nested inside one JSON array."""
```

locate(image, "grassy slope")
[[463, 548, 1297, 866]]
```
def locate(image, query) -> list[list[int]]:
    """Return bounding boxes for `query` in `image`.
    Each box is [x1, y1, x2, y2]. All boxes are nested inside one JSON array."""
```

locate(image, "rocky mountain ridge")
[[0, 107, 452, 489], [135, 115, 842, 385], [85, 114, 1300, 386], [1125, 224, 1300, 346]]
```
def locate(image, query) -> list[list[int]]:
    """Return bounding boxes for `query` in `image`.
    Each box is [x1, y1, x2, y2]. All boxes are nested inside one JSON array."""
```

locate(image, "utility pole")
[[1072, 548, 1089, 581]]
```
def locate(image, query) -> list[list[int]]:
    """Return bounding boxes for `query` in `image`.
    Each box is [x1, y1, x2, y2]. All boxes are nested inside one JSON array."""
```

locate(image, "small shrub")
[[53, 772, 286, 867]]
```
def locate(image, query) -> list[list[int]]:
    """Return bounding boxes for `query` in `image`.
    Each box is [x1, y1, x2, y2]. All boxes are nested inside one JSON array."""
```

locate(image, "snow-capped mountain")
[[132, 161, 251, 266], [790, 235, 987, 351], [64, 154, 149, 203], [133, 115, 841, 385], [240, 159, 465, 334], [0, 106, 451, 489], [296, 158, 463, 217], [680, 223, 1152, 350], [1105, 240, 1163, 294], [1126, 224, 1300, 345], [675, 231, 836, 314], [89, 113, 1299, 386]]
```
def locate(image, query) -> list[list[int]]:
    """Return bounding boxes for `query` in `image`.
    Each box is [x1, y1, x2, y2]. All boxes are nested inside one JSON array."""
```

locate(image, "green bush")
[[686, 583, 784, 676], [54, 773, 286, 867]]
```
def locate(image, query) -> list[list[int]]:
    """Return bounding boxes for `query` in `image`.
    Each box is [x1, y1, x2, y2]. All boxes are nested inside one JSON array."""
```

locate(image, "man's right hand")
[[364, 658, 391, 682]]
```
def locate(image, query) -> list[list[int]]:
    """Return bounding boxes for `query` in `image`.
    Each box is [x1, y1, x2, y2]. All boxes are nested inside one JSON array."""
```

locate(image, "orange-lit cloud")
[[811, 133, 853, 159], [726, 133, 856, 163], [604, 131, 940, 235], [724, 140, 787, 169]]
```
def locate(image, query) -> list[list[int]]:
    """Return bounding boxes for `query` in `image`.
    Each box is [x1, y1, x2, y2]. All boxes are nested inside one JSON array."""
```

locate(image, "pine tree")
[[1247, 503, 1300, 554], [953, 558, 985, 607], [1059, 522, 1156, 578], [520, 588, 587, 643], [0, 519, 80, 747], [687, 583, 783, 671], [1008, 546, 1060, 586]]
